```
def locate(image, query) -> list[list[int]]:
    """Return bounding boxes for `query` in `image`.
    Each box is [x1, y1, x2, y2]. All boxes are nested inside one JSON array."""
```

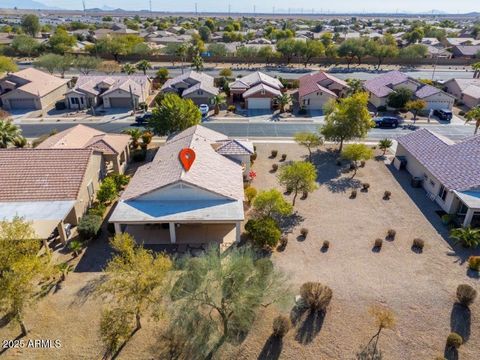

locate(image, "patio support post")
[[463, 208, 474, 227], [169, 222, 176, 244], [114, 223, 122, 234], [235, 221, 241, 243], [57, 221, 67, 246], [114, 157, 121, 174]]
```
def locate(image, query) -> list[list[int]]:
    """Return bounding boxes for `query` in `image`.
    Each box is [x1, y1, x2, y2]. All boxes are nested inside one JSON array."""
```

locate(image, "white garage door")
[[9, 98, 36, 109], [109, 97, 132, 108], [248, 98, 271, 109]]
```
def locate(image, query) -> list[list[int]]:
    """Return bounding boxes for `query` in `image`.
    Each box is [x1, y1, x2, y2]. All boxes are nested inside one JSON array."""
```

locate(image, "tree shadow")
[[467, 269, 479, 279], [69, 275, 106, 307], [294, 309, 326, 344], [325, 177, 362, 193], [257, 335, 283, 360], [450, 303, 471, 342], [0, 313, 12, 329], [277, 212, 304, 235]]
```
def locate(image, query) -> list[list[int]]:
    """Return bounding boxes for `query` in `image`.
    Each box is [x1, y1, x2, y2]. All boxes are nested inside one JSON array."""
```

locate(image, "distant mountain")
[[86, 7, 127, 12], [0, 0, 61, 9]]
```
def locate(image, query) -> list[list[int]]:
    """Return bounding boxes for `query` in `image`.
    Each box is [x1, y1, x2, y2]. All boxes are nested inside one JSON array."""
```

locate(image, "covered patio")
[[453, 190, 480, 227]]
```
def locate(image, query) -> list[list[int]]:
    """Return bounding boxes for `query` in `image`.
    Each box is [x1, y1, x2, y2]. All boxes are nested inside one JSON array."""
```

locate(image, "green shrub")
[[300, 228, 309, 238], [322, 240, 330, 249], [245, 217, 281, 249], [88, 202, 106, 217], [271, 150, 278, 158], [271, 163, 278, 172], [456, 284, 477, 306], [109, 173, 130, 191], [300, 282, 333, 311], [468, 256, 480, 271], [68, 239, 83, 257], [374, 238, 383, 249], [387, 229, 396, 240], [413, 238, 424, 250], [272, 315, 291, 338], [281, 154, 287, 161], [96, 177, 118, 204], [446, 332, 463, 349], [383, 190, 391, 200], [250, 152, 257, 162], [227, 105, 236, 112], [77, 214, 103, 240], [244, 186, 257, 204]]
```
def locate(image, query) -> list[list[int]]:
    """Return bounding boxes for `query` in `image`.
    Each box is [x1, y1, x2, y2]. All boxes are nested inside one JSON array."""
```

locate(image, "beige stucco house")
[[298, 71, 350, 111], [229, 71, 283, 110], [0, 148, 103, 244], [443, 78, 480, 109], [160, 71, 219, 105], [0, 68, 69, 111]]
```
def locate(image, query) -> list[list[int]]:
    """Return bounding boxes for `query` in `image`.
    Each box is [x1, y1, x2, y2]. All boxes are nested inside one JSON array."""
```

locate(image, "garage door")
[[8, 98, 36, 109], [109, 97, 132, 108], [248, 98, 271, 109]]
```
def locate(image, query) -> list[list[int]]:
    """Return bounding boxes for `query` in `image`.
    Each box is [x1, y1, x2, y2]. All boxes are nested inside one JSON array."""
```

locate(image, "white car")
[[199, 104, 209, 117]]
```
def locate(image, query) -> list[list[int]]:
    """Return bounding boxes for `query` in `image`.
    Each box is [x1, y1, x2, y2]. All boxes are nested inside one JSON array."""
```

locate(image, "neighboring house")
[[364, 71, 454, 111], [229, 71, 283, 110], [37, 124, 131, 174], [160, 71, 219, 105], [298, 71, 350, 111], [443, 37, 480, 47], [425, 45, 451, 59], [451, 45, 480, 59], [0, 149, 103, 243], [394, 129, 480, 227], [65, 75, 151, 109], [443, 78, 480, 109], [109, 125, 252, 249], [0, 68, 69, 111]]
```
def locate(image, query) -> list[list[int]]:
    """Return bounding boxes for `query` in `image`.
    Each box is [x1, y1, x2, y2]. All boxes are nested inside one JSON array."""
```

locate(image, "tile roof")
[[454, 45, 480, 56], [182, 81, 219, 97], [298, 71, 348, 98], [68, 75, 150, 98], [214, 139, 254, 155], [160, 71, 215, 93], [415, 84, 442, 99], [37, 124, 130, 155], [0, 149, 94, 201], [231, 71, 283, 91], [363, 70, 409, 98], [2, 68, 69, 97], [121, 125, 244, 201], [243, 83, 282, 98], [397, 129, 480, 191]]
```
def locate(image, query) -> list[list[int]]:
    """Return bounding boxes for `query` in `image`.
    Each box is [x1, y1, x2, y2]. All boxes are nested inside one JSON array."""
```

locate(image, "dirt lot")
[[0, 143, 478, 360]]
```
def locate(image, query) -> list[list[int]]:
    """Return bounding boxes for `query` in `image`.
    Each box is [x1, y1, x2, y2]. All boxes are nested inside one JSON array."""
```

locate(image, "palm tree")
[[276, 93, 291, 113], [68, 240, 83, 258], [450, 227, 480, 248], [472, 62, 480, 79], [212, 94, 226, 115], [378, 138, 393, 155], [191, 53, 204, 72], [123, 128, 143, 149], [0, 120, 21, 148], [465, 107, 480, 134], [136, 60, 152, 75], [175, 44, 188, 74], [121, 63, 136, 75]]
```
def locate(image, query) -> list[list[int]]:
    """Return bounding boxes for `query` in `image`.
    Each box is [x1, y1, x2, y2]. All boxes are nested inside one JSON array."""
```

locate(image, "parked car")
[[199, 104, 209, 117], [374, 116, 399, 128], [433, 109, 453, 121], [135, 112, 152, 125]]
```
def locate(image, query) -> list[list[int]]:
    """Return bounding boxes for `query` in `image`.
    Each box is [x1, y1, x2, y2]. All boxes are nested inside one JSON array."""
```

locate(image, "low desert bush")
[[300, 228, 309, 238], [78, 214, 103, 240], [456, 284, 477, 307], [413, 238, 424, 250], [468, 256, 480, 271], [272, 315, 291, 338], [227, 105, 236, 112], [271, 150, 278, 158], [360, 160, 366, 167], [271, 163, 278, 172], [302, 190, 308, 199], [446, 332, 463, 349], [278, 236, 288, 249], [281, 154, 287, 161], [88, 203, 106, 217], [383, 190, 391, 200], [362, 183, 370, 191], [374, 238, 383, 249], [322, 240, 330, 250], [244, 186, 257, 204], [386, 229, 396, 240], [350, 190, 357, 199], [300, 282, 333, 311]]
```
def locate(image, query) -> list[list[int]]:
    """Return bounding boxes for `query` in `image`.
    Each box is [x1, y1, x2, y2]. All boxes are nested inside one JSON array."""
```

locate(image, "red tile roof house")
[[0, 68, 69, 112], [109, 125, 253, 251], [298, 72, 350, 111], [37, 124, 131, 174], [364, 71, 455, 111], [394, 129, 480, 227], [0, 149, 104, 244], [229, 71, 283, 110], [160, 71, 219, 106]]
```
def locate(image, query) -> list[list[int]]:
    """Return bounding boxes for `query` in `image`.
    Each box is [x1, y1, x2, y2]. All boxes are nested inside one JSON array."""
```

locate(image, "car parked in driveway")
[[199, 104, 209, 117], [433, 109, 453, 121], [374, 116, 399, 128], [135, 112, 152, 125]]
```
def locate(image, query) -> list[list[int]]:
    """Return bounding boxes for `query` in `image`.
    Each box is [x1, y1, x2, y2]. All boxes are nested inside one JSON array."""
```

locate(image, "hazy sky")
[[40, 0, 480, 13]]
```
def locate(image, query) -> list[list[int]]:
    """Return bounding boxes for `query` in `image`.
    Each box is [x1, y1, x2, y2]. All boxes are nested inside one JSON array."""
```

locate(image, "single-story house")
[[65, 75, 151, 109], [451, 45, 480, 59], [0, 68, 69, 111], [298, 71, 350, 111], [160, 71, 219, 105], [394, 129, 480, 227], [443, 78, 480, 109], [109, 125, 252, 250], [0, 148, 103, 243], [229, 71, 283, 110], [36, 124, 131, 174], [364, 71, 454, 111]]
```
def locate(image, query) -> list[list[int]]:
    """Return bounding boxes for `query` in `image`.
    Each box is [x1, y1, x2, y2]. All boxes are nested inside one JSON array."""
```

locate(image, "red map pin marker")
[[179, 148, 196, 171]]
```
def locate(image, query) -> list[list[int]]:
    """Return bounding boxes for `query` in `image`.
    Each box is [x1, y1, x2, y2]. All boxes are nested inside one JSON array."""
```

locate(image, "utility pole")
[[272, 6, 275, 15], [195, 2, 198, 16], [253, 5, 256, 16], [149, 0, 152, 14], [228, 4, 231, 16], [82, 0, 86, 16]]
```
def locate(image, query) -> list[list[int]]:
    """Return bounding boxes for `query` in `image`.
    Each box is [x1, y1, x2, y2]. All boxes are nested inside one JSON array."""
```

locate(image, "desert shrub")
[[300, 228, 309, 238], [383, 191, 391, 200], [68, 239, 83, 257], [386, 229, 396, 240], [302, 190, 308, 199], [272, 315, 291, 337], [281, 154, 287, 161], [322, 240, 330, 249], [109, 173, 130, 191], [227, 105, 236, 112], [362, 183, 370, 191], [456, 284, 477, 307], [250, 153, 257, 162], [244, 186, 257, 204], [468, 256, 480, 271], [271, 150, 278, 158], [374, 238, 383, 249], [360, 160, 366, 167], [96, 177, 118, 204], [413, 238, 424, 250], [446, 332, 463, 349], [459, 110, 465, 116], [350, 190, 357, 199], [88, 203, 106, 217], [300, 282, 333, 311], [77, 214, 103, 240], [245, 217, 281, 249], [271, 163, 278, 172], [278, 236, 288, 249]]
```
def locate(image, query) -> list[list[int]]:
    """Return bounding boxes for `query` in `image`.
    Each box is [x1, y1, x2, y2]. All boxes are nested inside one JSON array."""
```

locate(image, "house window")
[[198, 90, 203, 95], [438, 185, 447, 201], [87, 181, 94, 200]]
